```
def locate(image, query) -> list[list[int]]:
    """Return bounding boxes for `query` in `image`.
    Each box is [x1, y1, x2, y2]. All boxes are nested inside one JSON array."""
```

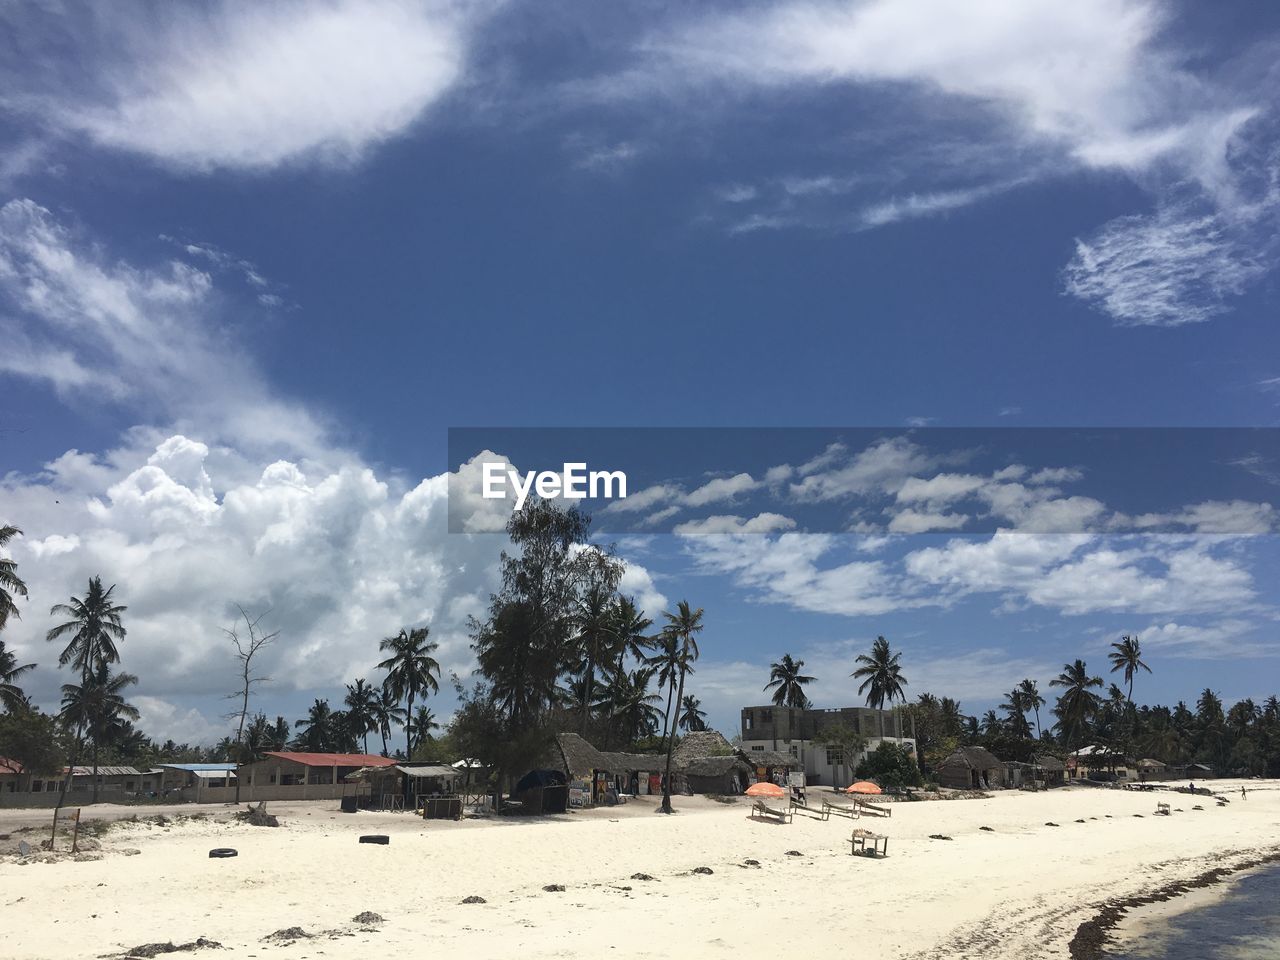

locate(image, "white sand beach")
[[3, 780, 1277, 960]]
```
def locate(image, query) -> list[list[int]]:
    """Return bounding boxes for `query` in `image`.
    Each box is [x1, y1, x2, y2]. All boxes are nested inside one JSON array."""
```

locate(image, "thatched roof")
[[938, 746, 1003, 771], [739, 749, 798, 769], [1033, 755, 1066, 771], [554, 733, 609, 778], [673, 730, 735, 770], [683, 755, 751, 778], [599, 751, 662, 773]]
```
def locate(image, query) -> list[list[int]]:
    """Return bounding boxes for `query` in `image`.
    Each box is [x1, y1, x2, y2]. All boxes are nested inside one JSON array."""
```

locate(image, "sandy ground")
[[2, 780, 1277, 960]]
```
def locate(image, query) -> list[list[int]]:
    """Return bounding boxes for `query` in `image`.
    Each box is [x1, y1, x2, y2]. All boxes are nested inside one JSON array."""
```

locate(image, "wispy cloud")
[[2, 0, 488, 172]]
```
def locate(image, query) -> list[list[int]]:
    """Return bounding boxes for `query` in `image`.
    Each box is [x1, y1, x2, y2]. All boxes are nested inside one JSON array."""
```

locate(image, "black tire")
[[359, 835, 390, 845], [209, 848, 238, 859]]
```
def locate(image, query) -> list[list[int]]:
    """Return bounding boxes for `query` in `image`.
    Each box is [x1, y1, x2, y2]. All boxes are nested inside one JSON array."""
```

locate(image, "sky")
[[1, 0, 1278, 745]]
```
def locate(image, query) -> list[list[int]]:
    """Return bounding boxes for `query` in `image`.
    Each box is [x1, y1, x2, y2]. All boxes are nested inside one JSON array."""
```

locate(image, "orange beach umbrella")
[[846, 781, 882, 795], [745, 781, 787, 799]]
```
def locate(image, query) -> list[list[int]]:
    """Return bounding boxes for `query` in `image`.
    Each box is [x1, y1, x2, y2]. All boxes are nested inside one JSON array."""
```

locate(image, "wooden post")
[[49, 805, 61, 851], [71, 808, 82, 853]]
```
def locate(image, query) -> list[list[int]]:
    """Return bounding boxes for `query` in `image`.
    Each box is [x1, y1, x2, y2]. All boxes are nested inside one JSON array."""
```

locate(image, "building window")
[[825, 748, 843, 766], [760, 710, 773, 723], [744, 716, 753, 731], [126, 781, 136, 790], [280, 773, 303, 786], [751, 745, 764, 752]]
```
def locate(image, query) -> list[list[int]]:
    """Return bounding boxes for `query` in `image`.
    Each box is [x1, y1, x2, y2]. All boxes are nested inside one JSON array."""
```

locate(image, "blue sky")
[[0, 0, 1278, 743]]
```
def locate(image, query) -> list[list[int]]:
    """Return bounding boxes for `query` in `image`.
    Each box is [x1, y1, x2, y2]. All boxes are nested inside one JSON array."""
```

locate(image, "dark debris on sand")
[[462, 895, 487, 904], [929, 834, 953, 841], [351, 912, 384, 925], [630, 872, 656, 881], [784, 850, 803, 857], [543, 884, 566, 892], [263, 927, 311, 943], [691, 866, 714, 875], [117, 938, 221, 958], [979, 826, 994, 832]]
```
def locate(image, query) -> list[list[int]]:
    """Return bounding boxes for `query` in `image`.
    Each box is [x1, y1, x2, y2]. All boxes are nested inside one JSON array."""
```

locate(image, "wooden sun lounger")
[[1155, 802, 1171, 815], [749, 800, 794, 823], [857, 799, 892, 818], [792, 801, 831, 821], [822, 798, 860, 820]]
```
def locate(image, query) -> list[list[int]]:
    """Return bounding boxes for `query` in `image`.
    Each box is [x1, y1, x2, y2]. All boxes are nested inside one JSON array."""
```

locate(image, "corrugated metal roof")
[[66, 765, 144, 777], [396, 764, 456, 778], [190, 769, 237, 779], [264, 751, 396, 768], [159, 763, 237, 772], [0, 757, 25, 774]]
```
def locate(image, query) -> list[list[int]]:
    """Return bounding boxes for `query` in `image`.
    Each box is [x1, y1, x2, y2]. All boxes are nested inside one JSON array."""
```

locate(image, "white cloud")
[[673, 512, 796, 535], [1063, 201, 1271, 326], [0, 199, 334, 460], [1138, 620, 1277, 659], [27, 0, 481, 172]]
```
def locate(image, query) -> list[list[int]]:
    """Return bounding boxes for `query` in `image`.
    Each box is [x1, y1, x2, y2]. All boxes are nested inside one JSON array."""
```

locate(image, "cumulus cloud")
[[0, 433, 666, 739], [6, 0, 484, 172]]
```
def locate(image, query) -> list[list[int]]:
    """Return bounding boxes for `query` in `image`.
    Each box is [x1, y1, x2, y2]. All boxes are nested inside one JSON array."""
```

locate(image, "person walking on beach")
[[1241, 786, 1247, 800]]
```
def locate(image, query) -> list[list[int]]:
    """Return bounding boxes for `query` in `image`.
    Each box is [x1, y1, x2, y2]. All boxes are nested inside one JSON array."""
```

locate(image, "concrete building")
[[236, 751, 396, 801], [0, 760, 159, 807], [738, 705, 916, 786], [158, 763, 239, 802]]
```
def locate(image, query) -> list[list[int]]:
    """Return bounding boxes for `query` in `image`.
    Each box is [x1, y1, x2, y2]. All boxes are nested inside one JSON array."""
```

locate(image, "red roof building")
[[263, 752, 395, 768]]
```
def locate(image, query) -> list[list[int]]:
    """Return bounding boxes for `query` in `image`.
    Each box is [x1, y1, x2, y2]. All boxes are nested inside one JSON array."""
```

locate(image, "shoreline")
[[1067, 846, 1280, 960]]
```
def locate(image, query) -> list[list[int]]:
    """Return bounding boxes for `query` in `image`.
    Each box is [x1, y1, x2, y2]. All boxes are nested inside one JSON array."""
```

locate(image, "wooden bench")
[[749, 800, 794, 824], [850, 832, 889, 857]]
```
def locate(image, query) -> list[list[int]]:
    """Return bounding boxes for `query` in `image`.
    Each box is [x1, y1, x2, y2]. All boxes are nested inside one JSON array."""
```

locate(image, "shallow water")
[[1108, 863, 1280, 960]]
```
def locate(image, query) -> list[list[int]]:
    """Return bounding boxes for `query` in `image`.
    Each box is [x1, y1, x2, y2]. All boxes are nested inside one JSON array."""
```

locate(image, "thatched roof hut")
[[673, 730, 736, 769], [553, 733, 609, 779], [937, 746, 1005, 790]]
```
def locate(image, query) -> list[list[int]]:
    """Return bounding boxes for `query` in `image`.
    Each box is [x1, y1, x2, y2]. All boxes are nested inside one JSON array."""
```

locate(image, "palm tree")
[[412, 705, 440, 747], [1018, 679, 1045, 739], [0, 525, 29, 631], [0, 638, 36, 713], [46, 577, 127, 676], [1049, 659, 1103, 750], [1000, 688, 1033, 739], [59, 664, 140, 802], [572, 583, 617, 734], [1108, 635, 1151, 704], [343, 679, 379, 754], [658, 600, 703, 814], [852, 636, 908, 741], [371, 684, 405, 756], [294, 699, 336, 752], [610, 596, 654, 676], [764, 654, 816, 709], [607, 667, 665, 745], [377, 626, 440, 758], [678, 695, 707, 732]]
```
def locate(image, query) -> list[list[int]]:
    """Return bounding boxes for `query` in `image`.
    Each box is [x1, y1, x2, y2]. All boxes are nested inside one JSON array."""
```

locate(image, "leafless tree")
[[224, 604, 278, 803]]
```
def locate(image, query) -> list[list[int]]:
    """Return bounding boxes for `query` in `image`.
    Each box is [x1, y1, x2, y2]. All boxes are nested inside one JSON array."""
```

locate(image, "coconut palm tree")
[[852, 636, 908, 741], [610, 596, 654, 677], [1000, 688, 1033, 739], [343, 679, 379, 754], [377, 626, 440, 758], [1049, 659, 1103, 750], [0, 525, 29, 631], [46, 577, 127, 676], [1018, 679, 1045, 739], [1108, 635, 1151, 704], [571, 583, 618, 734], [658, 600, 703, 814], [371, 684, 405, 756], [608, 667, 665, 745], [764, 654, 816, 709], [0, 638, 36, 714], [678, 695, 707, 732], [294, 699, 337, 752], [412, 705, 440, 748], [59, 664, 140, 802]]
